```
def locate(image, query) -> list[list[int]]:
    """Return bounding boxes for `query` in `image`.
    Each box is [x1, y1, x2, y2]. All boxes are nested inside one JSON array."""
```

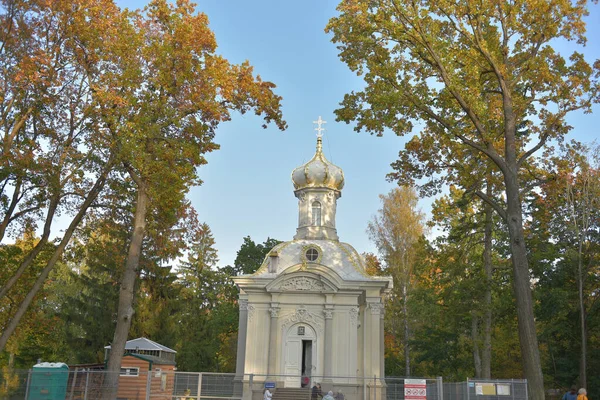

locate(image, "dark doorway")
[[301, 340, 312, 387]]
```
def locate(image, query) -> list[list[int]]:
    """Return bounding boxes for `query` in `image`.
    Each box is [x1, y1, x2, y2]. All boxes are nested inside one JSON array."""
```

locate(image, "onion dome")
[[291, 136, 345, 191]]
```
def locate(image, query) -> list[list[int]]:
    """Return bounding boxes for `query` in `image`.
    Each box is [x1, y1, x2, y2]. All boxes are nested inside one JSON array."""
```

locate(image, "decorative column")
[[366, 301, 383, 377], [380, 304, 385, 378], [235, 299, 249, 380], [323, 305, 334, 381], [267, 304, 280, 376]]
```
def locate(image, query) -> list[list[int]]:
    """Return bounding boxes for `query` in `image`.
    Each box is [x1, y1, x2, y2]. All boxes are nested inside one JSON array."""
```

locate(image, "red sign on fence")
[[405, 379, 427, 400]]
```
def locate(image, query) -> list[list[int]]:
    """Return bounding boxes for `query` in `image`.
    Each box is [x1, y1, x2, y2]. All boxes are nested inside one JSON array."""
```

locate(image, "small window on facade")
[[120, 367, 139, 377], [305, 248, 319, 262], [312, 201, 322, 226], [298, 326, 305, 335]]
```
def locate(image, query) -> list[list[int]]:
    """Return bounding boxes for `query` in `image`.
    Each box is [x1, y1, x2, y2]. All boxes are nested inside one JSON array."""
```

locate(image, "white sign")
[[497, 384, 511, 395], [405, 379, 427, 400]]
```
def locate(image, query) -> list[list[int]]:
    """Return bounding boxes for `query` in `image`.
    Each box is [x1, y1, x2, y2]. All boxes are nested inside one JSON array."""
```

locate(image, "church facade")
[[233, 130, 392, 398]]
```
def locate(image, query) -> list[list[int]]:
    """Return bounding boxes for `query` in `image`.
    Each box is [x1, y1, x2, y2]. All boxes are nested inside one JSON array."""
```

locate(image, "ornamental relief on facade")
[[279, 276, 326, 292], [281, 305, 324, 333], [349, 307, 359, 327], [247, 304, 256, 321], [368, 302, 383, 315]]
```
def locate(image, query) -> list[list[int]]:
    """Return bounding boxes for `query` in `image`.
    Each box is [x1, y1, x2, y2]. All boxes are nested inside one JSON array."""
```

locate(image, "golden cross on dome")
[[313, 116, 327, 137]]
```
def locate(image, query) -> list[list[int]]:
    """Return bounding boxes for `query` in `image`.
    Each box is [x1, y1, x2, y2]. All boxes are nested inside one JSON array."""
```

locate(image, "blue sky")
[[118, 0, 600, 268]]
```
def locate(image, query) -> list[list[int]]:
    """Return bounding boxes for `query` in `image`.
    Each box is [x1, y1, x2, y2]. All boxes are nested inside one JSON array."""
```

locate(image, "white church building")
[[233, 123, 392, 399]]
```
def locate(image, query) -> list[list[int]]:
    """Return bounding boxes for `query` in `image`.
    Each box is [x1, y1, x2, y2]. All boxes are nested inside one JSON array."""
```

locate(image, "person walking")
[[323, 391, 335, 400], [563, 387, 578, 400], [577, 388, 588, 400], [311, 383, 322, 400], [264, 388, 272, 400]]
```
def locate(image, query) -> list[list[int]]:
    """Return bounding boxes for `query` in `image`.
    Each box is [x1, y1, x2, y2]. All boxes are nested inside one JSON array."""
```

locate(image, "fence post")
[[83, 370, 90, 400], [373, 375, 377, 400], [197, 372, 203, 400], [145, 370, 152, 400], [466, 378, 470, 400], [24, 369, 32, 400], [512, 380, 515, 400], [249, 374, 254, 400], [69, 368, 78, 400], [437, 376, 443, 400]]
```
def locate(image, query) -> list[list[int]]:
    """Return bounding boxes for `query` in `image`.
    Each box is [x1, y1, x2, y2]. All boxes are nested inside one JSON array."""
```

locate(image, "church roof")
[[104, 337, 176, 353], [247, 239, 391, 285]]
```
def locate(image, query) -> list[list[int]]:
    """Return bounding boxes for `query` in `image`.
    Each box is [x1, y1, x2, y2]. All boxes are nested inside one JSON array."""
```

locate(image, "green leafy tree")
[[225, 236, 283, 276], [176, 223, 238, 371], [327, 1, 599, 395], [0, 232, 75, 369], [529, 141, 600, 392]]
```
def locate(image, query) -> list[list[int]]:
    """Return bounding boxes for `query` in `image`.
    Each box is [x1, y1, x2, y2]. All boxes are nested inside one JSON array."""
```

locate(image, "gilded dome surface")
[[291, 137, 344, 191]]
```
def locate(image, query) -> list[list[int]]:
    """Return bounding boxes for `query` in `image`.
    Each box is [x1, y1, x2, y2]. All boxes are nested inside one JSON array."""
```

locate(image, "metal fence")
[[442, 379, 528, 400], [0, 369, 526, 400], [0, 370, 241, 400], [246, 374, 443, 400]]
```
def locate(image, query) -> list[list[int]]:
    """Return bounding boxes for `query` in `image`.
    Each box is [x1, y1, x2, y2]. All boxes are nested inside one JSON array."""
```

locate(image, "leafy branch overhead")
[[327, 0, 599, 199]]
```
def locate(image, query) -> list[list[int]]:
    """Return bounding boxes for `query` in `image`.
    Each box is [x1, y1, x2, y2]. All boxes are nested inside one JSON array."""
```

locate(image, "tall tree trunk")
[[402, 281, 410, 376], [504, 172, 544, 400], [103, 183, 149, 400], [0, 163, 112, 352], [472, 314, 482, 378], [482, 194, 493, 379], [577, 239, 587, 388]]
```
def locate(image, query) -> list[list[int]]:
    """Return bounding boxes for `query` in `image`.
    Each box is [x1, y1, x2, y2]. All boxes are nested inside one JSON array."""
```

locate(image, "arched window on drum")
[[312, 201, 321, 226]]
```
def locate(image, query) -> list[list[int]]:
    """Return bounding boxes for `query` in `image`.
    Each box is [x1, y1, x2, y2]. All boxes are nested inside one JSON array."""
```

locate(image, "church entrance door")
[[283, 324, 316, 388]]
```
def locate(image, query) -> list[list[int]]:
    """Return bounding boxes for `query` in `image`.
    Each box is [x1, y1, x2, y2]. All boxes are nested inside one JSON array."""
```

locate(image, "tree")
[[429, 185, 512, 378], [531, 141, 600, 389], [225, 236, 283, 276], [367, 186, 425, 376], [176, 223, 238, 371], [559, 143, 600, 389], [0, 0, 127, 352], [327, 1, 599, 396], [100, 1, 286, 396]]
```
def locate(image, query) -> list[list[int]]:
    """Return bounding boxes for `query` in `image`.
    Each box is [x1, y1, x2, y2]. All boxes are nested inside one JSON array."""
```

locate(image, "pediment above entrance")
[[281, 305, 324, 334], [266, 272, 338, 293]]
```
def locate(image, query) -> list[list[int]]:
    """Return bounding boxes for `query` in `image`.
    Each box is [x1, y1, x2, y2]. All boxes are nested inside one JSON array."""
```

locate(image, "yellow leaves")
[[368, 186, 426, 275], [0, 364, 20, 397]]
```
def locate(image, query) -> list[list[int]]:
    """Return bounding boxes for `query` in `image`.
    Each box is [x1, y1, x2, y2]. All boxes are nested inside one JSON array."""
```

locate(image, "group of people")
[[263, 383, 345, 400], [563, 387, 588, 400], [311, 383, 344, 400]]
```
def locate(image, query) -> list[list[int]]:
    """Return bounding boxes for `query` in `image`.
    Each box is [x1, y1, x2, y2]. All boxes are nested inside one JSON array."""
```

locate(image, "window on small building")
[[312, 201, 321, 226], [120, 367, 139, 377]]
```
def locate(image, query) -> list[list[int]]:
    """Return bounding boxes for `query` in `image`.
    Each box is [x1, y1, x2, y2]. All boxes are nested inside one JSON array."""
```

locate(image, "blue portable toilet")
[[27, 362, 69, 400]]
